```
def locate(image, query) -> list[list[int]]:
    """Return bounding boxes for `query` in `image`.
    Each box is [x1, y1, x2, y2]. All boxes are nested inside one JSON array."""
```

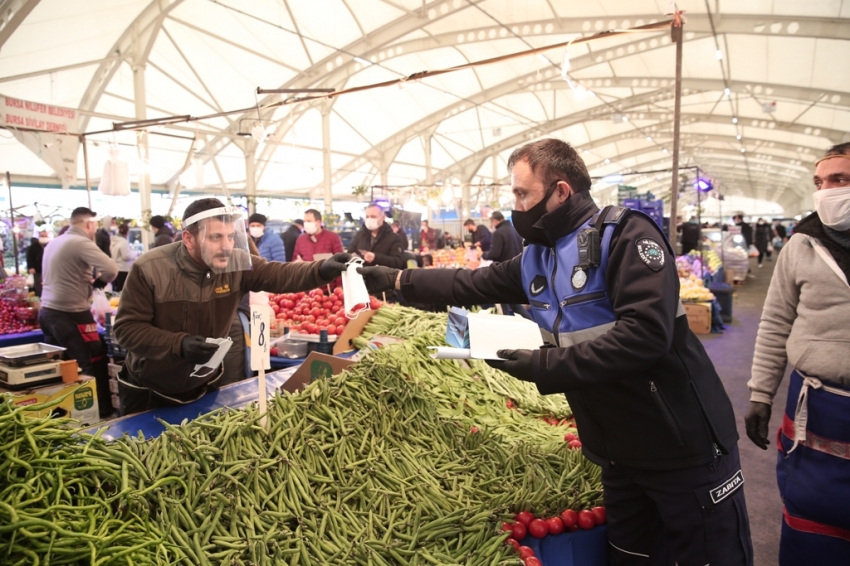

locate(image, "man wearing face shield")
[[113, 198, 353, 415], [746, 142, 850, 565], [357, 139, 751, 565]]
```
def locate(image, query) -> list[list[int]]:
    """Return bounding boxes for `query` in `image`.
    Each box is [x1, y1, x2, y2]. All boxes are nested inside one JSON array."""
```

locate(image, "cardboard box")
[[2, 377, 100, 425], [282, 352, 354, 393], [333, 308, 378, 355], [684, 302, 712, 335]]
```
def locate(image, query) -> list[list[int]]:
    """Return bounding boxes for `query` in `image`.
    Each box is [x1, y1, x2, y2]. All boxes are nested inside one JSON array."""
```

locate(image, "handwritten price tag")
[[250, 303, 272, 372]]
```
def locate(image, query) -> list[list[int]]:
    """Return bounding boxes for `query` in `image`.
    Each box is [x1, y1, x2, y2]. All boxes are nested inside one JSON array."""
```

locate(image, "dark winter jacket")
[[282, 224, 302, 263], [26, 238, 45, 274], [153, 225, 175, 248], [483, 220, 522, 262], [470, 224, 491, 252], [347, 222, 405, 269], [400, 191, 739, 470], [95, 229, 111, 258]]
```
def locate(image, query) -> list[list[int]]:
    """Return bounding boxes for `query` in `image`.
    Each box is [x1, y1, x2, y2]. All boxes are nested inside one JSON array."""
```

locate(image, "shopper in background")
[[464, 218, 492, 252], [282, 219, 303, 262], [248, 213, 286, 262], [680, 216, 701, 255], [733, 214, 754, 249], [348, 203, 404, 269], [95, 215, 112, 258], [40, 207, 119, 418], [113, 197, 354, 414], [149, 215, 174, 248], [390, 221, 409, 251], [482, 211, 521, 263], [747, 142, 850, 566], [359, 138, 751, 565], [26, 227, 50, 297], [420, 220, 437, 251], [293, 209, 344, 262], [774, 221, 788, 244], [109, 222, 137, 292], [754, 218, 774, 267]]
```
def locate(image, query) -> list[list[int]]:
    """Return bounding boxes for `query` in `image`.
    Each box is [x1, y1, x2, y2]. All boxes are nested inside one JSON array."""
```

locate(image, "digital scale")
[[0, 343, 66, 390]]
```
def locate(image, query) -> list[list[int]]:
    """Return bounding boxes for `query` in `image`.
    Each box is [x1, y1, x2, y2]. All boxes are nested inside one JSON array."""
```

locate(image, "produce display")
[[0, 275, 37, 335], [2, 305, 603, 564], [267, 287, 381, 336], [427, 246, 481, 270], [679, 275, 715, 302], [675, 250, 721, 278]]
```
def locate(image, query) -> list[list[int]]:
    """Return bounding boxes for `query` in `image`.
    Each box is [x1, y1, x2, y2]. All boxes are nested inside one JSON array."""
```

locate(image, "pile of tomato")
[[268, 287, 381, 336], [502, 507, 607, 565]]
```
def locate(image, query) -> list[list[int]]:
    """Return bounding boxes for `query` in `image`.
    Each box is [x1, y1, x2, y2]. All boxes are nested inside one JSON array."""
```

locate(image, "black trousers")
[[603, 445, 753, 566], [111, 272, 128, 292], [38, 307, 112, 418]]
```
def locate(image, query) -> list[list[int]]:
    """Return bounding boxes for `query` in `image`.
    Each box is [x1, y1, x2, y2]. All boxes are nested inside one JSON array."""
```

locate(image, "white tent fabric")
[[1, 0, 848, 216]]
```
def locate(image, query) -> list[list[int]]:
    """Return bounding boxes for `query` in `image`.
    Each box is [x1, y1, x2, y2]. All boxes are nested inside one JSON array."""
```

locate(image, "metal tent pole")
[[81, 135, 92, 209], [6, 171, 18, 274], [668, 17, 684, 252]]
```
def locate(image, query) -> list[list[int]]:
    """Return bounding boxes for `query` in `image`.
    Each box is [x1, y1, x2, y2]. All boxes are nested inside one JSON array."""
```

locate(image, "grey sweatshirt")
[[749, 233, 850, 405], [41, 226, 119, 312]]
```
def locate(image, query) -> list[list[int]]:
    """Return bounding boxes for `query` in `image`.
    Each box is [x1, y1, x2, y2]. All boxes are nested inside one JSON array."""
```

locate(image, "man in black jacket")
[[463, 218, 491, 252], [358, 139, 752, 566], [150, 215, 175, 248], [347, 203, 404, 269], [482, 211, 521, 262], [282, 219, 303, 262]]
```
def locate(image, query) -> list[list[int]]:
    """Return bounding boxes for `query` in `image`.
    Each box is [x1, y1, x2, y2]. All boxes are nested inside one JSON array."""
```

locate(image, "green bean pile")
[[2, 308, 602, 565], [353, 305, 573, 422]]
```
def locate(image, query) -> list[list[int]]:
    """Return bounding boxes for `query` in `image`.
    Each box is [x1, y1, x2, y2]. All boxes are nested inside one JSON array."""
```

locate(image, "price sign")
[[250, 303, 272, 371]]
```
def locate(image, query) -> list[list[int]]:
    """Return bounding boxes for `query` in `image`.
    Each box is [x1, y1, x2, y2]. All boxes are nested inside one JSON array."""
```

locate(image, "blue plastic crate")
[[519, 526, 608, 566]]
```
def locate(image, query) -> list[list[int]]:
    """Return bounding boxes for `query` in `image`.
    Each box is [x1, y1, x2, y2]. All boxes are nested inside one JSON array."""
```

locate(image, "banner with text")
[[1, 94, 79, 134]]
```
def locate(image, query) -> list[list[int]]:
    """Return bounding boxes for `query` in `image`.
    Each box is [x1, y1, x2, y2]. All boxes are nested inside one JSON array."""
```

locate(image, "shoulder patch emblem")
[[635, 238, 665, 271]]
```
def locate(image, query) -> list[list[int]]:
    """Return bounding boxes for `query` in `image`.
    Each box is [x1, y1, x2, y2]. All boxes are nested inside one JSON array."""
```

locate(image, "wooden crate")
[[683, 302, 712, 335]]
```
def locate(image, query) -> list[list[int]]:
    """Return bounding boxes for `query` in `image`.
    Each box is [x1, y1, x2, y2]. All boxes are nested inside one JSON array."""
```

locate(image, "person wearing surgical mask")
[[347, 203, 404, 268], [292, 209, 343, 262], [247, 213, 286, 262], [747, 142, 850, 566]]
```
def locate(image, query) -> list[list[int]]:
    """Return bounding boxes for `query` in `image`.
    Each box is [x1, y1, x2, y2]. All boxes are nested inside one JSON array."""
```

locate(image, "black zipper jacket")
[[400, 191, 739, 470], [347, 222, 405, 269]]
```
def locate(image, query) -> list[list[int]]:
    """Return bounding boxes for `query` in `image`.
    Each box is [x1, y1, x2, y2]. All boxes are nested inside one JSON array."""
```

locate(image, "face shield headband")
[[183, 206, 252, 273]]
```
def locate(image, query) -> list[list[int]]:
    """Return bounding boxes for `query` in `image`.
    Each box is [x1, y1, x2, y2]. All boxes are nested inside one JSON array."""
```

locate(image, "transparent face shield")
[[183, 207, 252, 274]]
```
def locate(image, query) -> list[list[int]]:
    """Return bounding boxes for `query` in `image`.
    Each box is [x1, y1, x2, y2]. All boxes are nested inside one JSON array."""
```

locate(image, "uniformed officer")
[[359, 138, 753, 566]]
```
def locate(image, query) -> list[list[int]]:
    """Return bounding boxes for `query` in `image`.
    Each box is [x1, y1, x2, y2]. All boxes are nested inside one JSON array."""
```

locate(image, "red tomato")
[[591, 507, 606, 525], [327, 326, 338, 336], [568, 439, 582, 450], [518, 546, 536, 559], [515, 511, 534, 526], [305, 315, 316, 324], [524, 558, 542, 566], [275, 312, 287, 319], [505, 538, 520, 551], [306, 323, 318, 334], [284, 300, 295, 309], [527, 519, 548, 539], [564, 432, 578, 442], [509, 522, 527, 541], [295, 293, 304, 300], [332, 300, 343, 311], [309, 307, 320, 318], [333, 286, 344, 297], [333, 316, 345, 327], [577, 510, 596, 530], [369, 296, 381, 310], [322, 300, 333, 310], [335, 325, 346, 335], [501, 522, 512, 533], [270, 347, 278, 357], [271, 304, 280, 314], [546, 516, 564, 535], [559, 509, 578, 529]]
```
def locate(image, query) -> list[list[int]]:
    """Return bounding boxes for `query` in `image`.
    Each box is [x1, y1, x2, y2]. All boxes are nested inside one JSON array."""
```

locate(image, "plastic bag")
[[341, 258, 370, 319], [91, 289, 112, 326]]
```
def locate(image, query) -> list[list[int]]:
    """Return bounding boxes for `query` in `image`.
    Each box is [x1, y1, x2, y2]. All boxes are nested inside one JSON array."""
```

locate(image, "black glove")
[[357, 266, 401, 295], [486, 349, 536, 382], [181, 335, 219, 365], [744, 401, 772, 450], [318, 253, 354, 281]]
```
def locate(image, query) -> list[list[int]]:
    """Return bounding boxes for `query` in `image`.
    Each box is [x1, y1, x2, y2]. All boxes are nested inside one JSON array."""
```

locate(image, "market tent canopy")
[[1, 0, 848, 216]]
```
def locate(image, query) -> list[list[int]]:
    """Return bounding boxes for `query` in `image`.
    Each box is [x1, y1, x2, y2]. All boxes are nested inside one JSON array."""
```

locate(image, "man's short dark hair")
[[304, 209, 322, 223], [149, 215, 166, 229], [292, 219, 304, 227], [491, 211, 505, 221], [182, 198, 225, 235], [507, 138, 592, 193], [118, 222, 130, 236], [248, 213, 267, 225], [463, 219, 476, 226], [421, 220, 429, 226], [71, 207, 97, 223], [825, 142, 850, 157]]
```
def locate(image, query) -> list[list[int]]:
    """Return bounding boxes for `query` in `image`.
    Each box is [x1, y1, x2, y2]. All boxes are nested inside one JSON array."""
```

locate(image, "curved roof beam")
[[78, 0, 186, 132], [0, 0, 40, 50]]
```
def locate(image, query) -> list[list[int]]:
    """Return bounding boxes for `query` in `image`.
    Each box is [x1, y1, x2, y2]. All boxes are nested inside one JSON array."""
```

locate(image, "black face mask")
[[511, 180, 560, 246]]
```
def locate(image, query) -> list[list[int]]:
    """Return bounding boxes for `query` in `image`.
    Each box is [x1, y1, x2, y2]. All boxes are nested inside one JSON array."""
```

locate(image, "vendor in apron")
[[747, 144, 850, 565]]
